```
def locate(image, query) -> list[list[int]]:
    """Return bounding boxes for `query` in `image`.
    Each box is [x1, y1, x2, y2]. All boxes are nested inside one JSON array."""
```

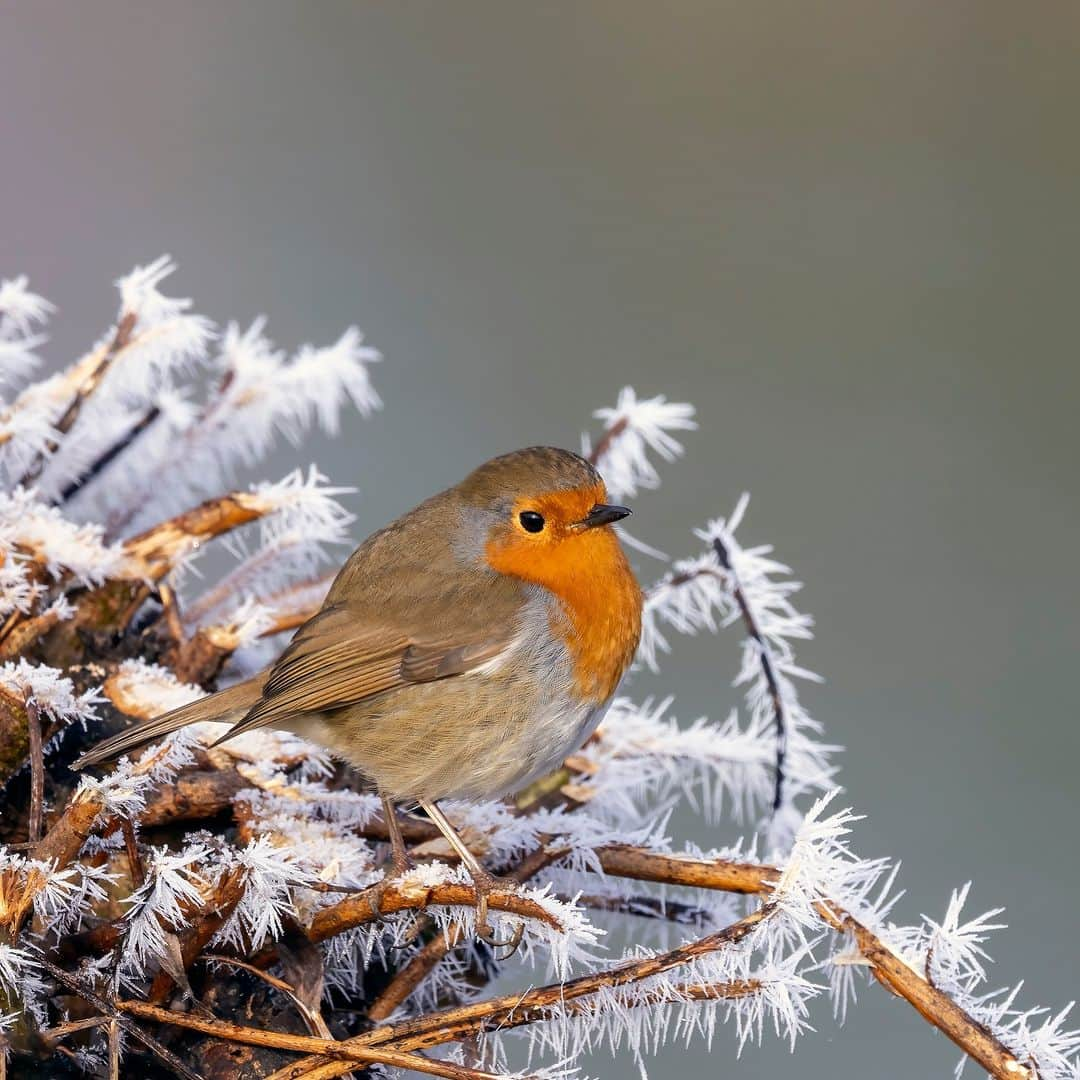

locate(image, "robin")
[[76, 447, 643, 944]]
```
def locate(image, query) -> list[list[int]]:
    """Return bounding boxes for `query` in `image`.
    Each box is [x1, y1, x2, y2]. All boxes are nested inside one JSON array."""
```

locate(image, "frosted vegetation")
[[0, 261, 1072, 1078]]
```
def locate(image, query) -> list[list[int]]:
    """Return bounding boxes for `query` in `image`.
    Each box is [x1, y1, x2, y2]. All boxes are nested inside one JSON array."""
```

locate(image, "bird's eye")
[[519, 510, 545, 533]]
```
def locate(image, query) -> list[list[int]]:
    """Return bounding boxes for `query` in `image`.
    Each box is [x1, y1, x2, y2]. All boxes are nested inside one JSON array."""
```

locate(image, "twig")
[[115, 1000, 509, 1080], [121, 817, 144, 887], [276, 907, 772, 1080], [591, 845, 1033, 1080], [0, 603, 69, 662], [17, 311, 137, 488], [124, 492, 269, 581], [307, 878, 564, 944], [148, 867, 247, 1003], [39, 1016, 111, 1044], [368, 845, 563, 1022], [24, 695, 43, 844], [2, 786, 106, 938], [587, 416, 629, 468], [58, 405, 160, 504], [201, 955, 336, 1041], [711, 535, 788, 812], [38, 958, 204, 1080]]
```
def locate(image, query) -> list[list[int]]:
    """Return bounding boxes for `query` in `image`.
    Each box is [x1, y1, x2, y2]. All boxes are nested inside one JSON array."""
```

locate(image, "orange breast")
[[550, 539, 643, 702], [489, 530, 642, 703]]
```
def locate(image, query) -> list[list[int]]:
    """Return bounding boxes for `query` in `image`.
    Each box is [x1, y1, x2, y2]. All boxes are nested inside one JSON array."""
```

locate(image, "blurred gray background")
[[3, 2, 1079, 1076]]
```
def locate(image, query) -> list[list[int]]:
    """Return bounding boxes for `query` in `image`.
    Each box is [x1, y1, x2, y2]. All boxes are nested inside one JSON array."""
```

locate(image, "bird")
[[75, 446, 643, 945]]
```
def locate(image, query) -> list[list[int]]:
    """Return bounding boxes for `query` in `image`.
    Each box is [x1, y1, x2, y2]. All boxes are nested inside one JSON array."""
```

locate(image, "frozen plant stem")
[[710, 534, 788, 812]]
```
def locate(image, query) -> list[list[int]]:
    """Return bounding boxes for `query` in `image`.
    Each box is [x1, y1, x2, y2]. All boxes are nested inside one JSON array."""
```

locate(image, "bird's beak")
[[575, 503, 632, 529]]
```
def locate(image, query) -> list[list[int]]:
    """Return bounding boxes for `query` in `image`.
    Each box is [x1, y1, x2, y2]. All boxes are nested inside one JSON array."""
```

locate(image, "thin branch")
[[710, 535, 787, 812], [58, 404, 160, 504], [307, 878, 565, 944], [115, 1000, 510, 1080], [593, 845, 1033, 1080], [2, 786, 106, 938], [17, 311, 137, 488], [24, 695, 43, 844], [587, 415, 629, 467], [368, 845, 563, 1022], [276, 907, 772, 1080], [38, 959, 204, 1080]]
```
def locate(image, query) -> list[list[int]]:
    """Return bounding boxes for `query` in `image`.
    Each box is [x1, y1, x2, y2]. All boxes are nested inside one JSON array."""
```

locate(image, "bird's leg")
[[366, 793, 416, 917], [382, 793, 414, 879], [419, 799, 524, 955]]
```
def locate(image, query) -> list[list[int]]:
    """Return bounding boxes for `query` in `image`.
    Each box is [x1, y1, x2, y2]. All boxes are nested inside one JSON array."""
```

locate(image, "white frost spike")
[[577, 697, 778, 825], [639, 494, 836, 839], [0, 942, 38, 999], [0, 276, 54, 338], [0, 659, 102, 728], [249, 467, 355, 543], [34, 256, 214, 502], [923, 883, 1006, 995], [0, 487, 130, 585], [213, 837, 314, 951], [586, 387, 696, 500], [0, 277, 52, 392], [123, 844, 210, 974], [31, 860, 115, 935], [0, 335, 48, 390], [108, 318, 379, 532]]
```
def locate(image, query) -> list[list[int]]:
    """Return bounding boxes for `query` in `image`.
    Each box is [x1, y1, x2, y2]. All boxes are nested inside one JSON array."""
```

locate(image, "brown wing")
[[222, 600, 514, 739]]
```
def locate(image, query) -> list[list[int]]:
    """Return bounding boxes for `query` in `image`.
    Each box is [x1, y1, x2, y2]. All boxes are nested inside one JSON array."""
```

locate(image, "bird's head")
[[456, 447, 633, 596]]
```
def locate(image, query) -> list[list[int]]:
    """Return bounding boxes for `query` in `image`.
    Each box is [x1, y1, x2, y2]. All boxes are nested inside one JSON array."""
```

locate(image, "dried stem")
[[594, 845, 1033, 1080], [587, 415, 629, 467], [24, 695, 43, 844], [116, 1000, 509, 1080], [307, 878, 564, 944], [277, 907, 772, 1080], [58, 404, 160, 504], [17, 311, 137, 488], [710, 535, 788, 812], [38, 958, 204, 1080], [368, 845, 562, 1022]]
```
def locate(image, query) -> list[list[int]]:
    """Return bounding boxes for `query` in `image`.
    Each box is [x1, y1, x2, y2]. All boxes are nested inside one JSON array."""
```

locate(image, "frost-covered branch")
[[0, 266, 1071, 1080]]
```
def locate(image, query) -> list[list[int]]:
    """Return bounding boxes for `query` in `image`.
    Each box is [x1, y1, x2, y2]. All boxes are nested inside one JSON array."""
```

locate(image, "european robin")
[[77, 447, 643, 943]]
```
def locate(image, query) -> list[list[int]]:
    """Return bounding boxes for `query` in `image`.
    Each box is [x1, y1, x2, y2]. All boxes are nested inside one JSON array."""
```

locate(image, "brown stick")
[[828, 907, 1034, 1080], [116, 1000, 510, 1080], [0, 605, 68, 662], [138, 768, 249, 827], [1, 788, 106, 937], [277, 907, 772, 1080], [595, 846, 1033, 1080], [17, 311, 136, 487], [596, 845, 779, 894], [710, 535, 788, 811], [368, 845, 564, 1022], [587, 415, 629, 467], [24, 697, 43, 844], [147, 866, 247, 1003], [307, 879, 564, 944], [39, 959, 203, 1080], [125, 492, 267, 580]]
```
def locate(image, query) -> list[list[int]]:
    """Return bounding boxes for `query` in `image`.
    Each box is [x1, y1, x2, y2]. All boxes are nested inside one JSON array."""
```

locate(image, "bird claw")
[[365, 849, 416, 918], [471, 870, 526, 958], [476, 917, 525, 958]]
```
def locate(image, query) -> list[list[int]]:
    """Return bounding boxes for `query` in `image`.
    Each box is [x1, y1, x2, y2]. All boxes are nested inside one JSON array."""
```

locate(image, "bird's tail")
[[72, 674, 266, 771]]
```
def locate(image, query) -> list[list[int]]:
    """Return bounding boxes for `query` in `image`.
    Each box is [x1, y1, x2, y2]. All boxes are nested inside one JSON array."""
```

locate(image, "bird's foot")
[[365, 847, 416, 918], [470, 867, 525, 958]]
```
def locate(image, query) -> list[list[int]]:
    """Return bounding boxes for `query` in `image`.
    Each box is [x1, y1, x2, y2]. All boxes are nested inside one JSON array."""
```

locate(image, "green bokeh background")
[[3, 3, 1079, 1076]]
